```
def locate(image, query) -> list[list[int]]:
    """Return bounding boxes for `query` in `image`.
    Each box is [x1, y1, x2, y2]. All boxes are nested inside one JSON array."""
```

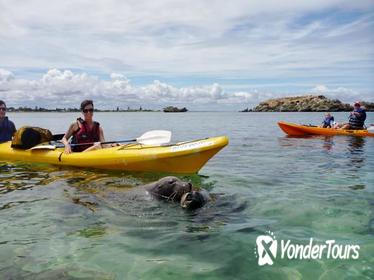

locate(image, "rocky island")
[[163, 106, 188, 112], [248, 95, 374, 112]]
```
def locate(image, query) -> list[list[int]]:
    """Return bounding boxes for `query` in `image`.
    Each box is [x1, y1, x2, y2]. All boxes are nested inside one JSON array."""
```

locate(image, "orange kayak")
[[278, 121, 374, 137]]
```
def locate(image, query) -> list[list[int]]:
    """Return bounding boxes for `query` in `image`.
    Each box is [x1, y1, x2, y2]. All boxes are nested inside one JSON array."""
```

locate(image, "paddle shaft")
[[59, 130, 171, 148], [65, 139, 137, 147]]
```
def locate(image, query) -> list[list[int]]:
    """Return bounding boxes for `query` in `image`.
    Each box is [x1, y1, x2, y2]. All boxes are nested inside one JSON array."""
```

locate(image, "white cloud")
[[0, 0, 373, 76], [310, 84, 364, 103], [1, 69, 372, 110], [0, 69, 15, 82], [0, 68, 259, 109]]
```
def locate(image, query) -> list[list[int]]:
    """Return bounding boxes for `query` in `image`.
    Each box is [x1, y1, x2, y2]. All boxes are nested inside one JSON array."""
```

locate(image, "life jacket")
[[348, 108, 366, 129], [71, 118, 100, 152], [11, 126, 53, 149], [322, 116, 334, 128], [0, 117, 16, 143]]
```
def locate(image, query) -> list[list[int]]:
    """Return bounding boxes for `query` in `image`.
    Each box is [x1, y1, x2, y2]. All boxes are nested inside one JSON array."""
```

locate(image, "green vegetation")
[[163, 106, 188, 112]]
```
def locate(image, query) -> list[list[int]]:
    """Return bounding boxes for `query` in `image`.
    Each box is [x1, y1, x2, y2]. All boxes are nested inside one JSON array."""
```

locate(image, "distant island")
[[163, 106, 188, 113], [242, 95, 374, 112], [7, 106, 158, 112]]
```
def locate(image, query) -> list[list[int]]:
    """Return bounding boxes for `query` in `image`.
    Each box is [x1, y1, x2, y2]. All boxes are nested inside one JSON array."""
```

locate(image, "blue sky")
[[0, 0, 373, 110]]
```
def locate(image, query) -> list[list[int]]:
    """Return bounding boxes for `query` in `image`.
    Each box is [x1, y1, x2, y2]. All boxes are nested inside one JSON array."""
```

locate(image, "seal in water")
[[180, 189, 210, 210], [144, 176, 192, 202]]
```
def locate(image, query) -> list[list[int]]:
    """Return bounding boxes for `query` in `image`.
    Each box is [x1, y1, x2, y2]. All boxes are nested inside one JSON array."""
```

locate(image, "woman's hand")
[[64, 144, 72, 154], [92, 142, 102, 150]]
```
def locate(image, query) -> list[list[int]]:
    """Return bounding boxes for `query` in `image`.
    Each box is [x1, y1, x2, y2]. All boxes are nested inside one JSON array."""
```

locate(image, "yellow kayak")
[[0, 136, 229, 174], [278, 121, 374, 137]]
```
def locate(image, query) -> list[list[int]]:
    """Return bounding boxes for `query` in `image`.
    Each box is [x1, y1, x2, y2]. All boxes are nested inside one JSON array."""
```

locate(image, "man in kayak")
[[61, 100, 106, 153], [335, 102, 366, 130], [0, 100, 16, 143], [320, 113, 335, 128]]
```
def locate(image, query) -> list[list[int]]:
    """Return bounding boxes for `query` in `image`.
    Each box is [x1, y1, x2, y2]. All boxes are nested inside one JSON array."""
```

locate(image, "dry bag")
[[11, 126, 53, 149]]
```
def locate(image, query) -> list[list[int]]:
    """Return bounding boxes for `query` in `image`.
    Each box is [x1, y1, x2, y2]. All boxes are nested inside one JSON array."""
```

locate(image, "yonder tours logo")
[[255, 231, 360, 266]]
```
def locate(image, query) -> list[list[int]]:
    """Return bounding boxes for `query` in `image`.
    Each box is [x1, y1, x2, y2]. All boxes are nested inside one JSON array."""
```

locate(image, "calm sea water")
[[1, 112, 373, 280]]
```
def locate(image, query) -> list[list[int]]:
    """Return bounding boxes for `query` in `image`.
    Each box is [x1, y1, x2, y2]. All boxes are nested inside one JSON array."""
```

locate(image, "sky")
[[0, 0, 373, 110]]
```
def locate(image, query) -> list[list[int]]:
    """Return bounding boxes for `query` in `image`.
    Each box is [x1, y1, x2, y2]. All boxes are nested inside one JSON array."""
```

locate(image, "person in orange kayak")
[[334, 102, 367, 130], [61, 100, 105, 153], [320, 113, 335, 128], [0, 100, 16, 143]]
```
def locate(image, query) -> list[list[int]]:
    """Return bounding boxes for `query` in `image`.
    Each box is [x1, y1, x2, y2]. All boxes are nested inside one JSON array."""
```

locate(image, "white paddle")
[[30, 130, 172, 150]]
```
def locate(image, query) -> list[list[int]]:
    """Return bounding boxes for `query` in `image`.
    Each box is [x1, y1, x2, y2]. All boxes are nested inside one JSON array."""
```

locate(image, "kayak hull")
[[278, 122, 374, 137], [0, 136, 229, 174]]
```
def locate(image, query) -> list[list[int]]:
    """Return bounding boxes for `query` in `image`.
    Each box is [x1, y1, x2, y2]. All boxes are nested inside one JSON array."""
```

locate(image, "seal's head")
[[180, 190, 208, 210], [149, 176, 192, 202]]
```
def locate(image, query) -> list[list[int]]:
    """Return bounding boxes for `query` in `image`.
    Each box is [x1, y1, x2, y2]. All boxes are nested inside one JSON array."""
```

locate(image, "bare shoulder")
[[65, 121, 79, 137], [70, 121, 79, 131]]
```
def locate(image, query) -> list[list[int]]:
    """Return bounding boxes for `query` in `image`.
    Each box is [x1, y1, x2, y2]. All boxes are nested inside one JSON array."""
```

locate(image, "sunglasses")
[[82, 108, 94, 113], [0, 108, 6, 111]]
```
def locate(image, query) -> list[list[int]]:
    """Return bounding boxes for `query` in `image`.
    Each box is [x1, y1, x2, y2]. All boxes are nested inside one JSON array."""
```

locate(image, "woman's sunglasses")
[[0, 108, 6, 111], [82, 108, 94, 113]]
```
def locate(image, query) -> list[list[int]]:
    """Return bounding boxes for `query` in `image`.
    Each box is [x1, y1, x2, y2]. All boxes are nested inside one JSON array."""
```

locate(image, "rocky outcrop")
[[252, 95, 353, 112], [361, 101, 374, 111], [240, 108, 252, 112], [163, 106, 188, 113]]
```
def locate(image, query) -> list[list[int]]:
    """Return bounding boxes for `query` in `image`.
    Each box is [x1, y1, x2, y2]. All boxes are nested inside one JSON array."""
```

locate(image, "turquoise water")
[[1, 112, 373, 280]]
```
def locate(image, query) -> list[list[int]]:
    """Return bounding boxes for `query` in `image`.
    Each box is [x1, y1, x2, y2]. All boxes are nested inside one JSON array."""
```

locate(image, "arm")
[[82, 127, 105, 152], [62, 122, 79, 154], [99, 127, 105, 142]]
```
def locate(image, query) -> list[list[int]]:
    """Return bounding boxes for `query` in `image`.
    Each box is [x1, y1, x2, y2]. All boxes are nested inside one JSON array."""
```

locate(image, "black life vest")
[[348, 108, 366, 129], [0, 117, 16, 143]]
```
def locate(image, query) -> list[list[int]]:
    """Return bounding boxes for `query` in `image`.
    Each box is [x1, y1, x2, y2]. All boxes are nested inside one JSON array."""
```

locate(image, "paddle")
[[68, 130, 171, 147], [30, 130, 172, 150]]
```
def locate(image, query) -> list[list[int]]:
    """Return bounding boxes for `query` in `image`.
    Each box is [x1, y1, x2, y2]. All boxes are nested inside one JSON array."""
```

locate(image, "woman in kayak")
[[320, 113, 335, 128], [0, 100, 16, 143], [62, 100, 106, 153], [334, 102, 367, 130]]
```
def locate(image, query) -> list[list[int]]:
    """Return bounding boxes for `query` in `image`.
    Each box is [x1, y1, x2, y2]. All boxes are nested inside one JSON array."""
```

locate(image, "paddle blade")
[[29, 145, 57, 150], [136, 130, 172, 145]]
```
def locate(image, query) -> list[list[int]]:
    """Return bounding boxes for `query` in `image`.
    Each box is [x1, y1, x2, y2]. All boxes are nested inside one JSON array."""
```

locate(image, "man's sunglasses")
[[0, 108, 6, 111], [82, 108, 94, 113]]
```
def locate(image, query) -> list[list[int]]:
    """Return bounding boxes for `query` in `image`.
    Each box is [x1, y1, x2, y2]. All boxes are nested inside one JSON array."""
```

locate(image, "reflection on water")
[[347, 136, 366, 152], [322, 136, 334, 151], [346, 136, 366, 170]]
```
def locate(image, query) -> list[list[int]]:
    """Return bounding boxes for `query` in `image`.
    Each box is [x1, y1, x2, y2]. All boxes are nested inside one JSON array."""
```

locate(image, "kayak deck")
[[278, 121, 374, 137], [0, 136, 229, 174]]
